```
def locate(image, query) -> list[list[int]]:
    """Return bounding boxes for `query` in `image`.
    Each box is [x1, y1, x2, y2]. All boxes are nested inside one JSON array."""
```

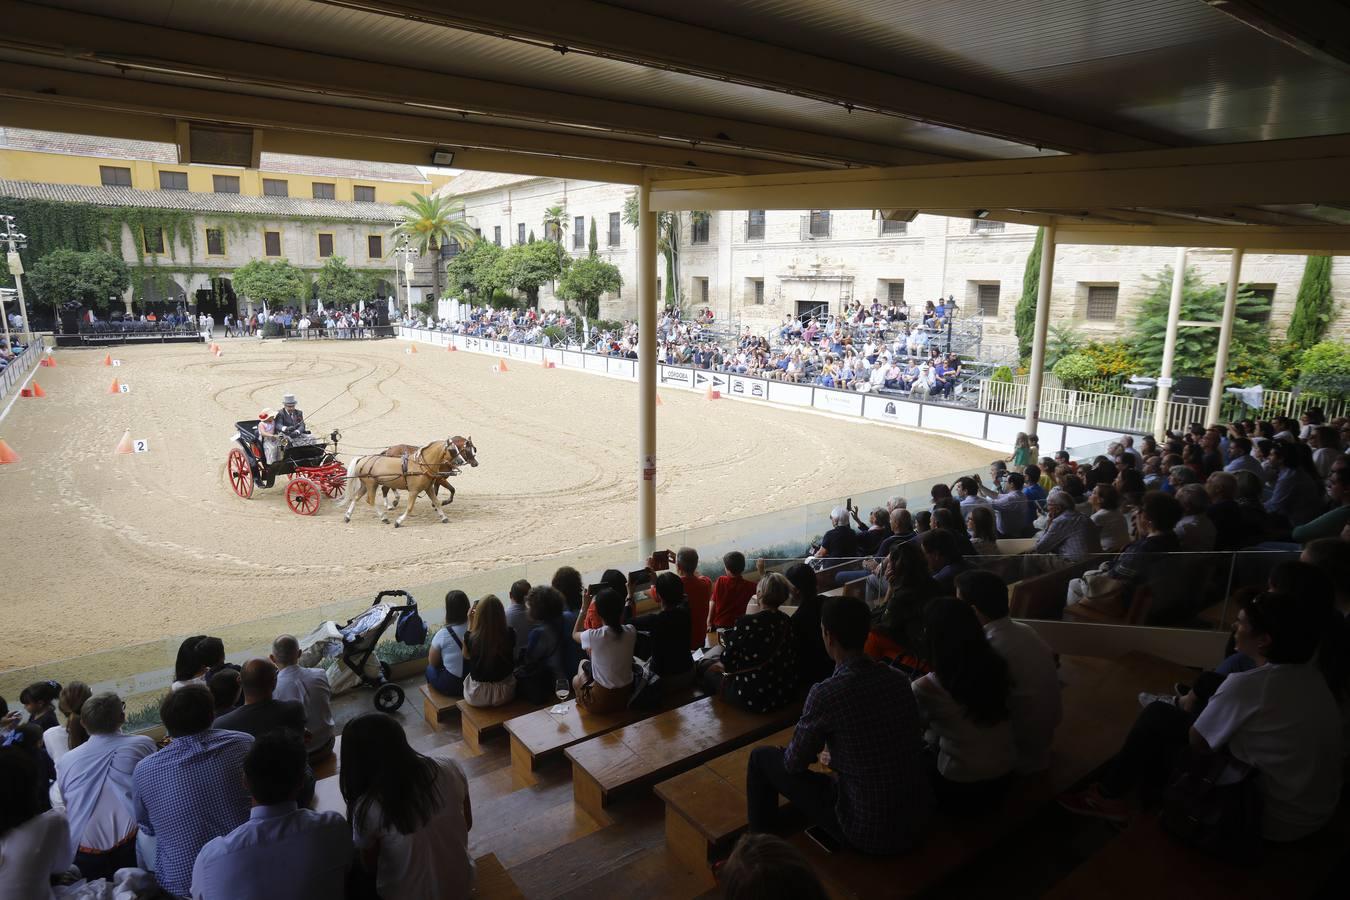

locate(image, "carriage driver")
[[275, 393, 309, 437], [258, 409, 282, 465]]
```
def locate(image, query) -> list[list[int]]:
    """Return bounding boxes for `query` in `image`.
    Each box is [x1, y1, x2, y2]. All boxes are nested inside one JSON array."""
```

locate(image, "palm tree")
[[543, 204, 568, 245], [389, 192, 477, 308]]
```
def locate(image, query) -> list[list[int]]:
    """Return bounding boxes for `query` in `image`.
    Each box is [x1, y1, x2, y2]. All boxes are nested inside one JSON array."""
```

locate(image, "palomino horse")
[[343, 436, 476, 526], [377, 437, 479, 509]]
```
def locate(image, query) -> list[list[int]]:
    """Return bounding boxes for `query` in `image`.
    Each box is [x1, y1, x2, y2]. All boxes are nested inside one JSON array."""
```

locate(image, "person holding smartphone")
[[571, 588, 637, 714]]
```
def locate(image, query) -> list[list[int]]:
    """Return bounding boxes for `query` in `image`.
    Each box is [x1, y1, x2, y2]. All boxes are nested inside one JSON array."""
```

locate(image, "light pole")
[[1, 214, 32, 338], [394, 237, 419, 321]]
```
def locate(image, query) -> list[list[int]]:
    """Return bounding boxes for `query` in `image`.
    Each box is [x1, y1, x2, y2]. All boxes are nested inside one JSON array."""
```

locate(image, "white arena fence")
[[397, 326, 1128, 453]]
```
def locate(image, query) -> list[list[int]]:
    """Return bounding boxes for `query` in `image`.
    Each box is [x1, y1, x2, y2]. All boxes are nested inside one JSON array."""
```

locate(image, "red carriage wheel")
[[285, 476, 322, 516], [227, 447, 254, 499], [322, 471, 346, 500]]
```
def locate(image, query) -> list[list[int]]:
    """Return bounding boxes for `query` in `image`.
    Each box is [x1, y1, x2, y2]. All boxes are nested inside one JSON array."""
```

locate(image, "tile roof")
[[0, 179, 403, 223], [435, 170, 541, 197], [0, 128, 430, 184]]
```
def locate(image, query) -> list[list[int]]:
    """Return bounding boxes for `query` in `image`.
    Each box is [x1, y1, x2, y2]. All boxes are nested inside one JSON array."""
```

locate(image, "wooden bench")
[[421, 683, 460, 731], [457, 698, 544, 754], [565, 695, 802, 821], [504, 685, 700, 786], [1008, 558, 1096, 619], [471, 852, 525, 899]]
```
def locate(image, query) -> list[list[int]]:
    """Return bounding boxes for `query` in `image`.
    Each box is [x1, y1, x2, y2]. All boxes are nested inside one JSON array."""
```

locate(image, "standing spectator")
[[505, 579, 533, 662], [1010, 432, 1033, 472], [341, 715, 474, 899], [461, 596, 518, 708], [0, 747, 69, 900], [133, 685, 253, 899], [700, 573, 800, 714], [708, 551, 757, 632], [571, 588, 638, 713], [674, 547, 713, 651], [956, 572, 1061, 775], [745, 595, 933, 854], [270, 635, 334, 761], [191, 732, 352, 900], [426, 591, 471, 698], [1033, 490, 1101, 565]]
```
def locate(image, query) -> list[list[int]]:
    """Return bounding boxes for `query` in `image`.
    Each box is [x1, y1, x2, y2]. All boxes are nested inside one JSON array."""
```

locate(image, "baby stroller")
[[297, 590, 425, 713]]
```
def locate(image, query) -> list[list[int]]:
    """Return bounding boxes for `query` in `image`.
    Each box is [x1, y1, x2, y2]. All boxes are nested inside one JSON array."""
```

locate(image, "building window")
[[1242, 285, 1274, 324], [977, 283, 1001, 317], [100, 166, 132, 187], [691, 216, 710, 245], [205, 228, 226, 256], [1086, 285, 1119, 321], [749, 278, 765, 305], [694, 277, 709, 305], [608, 212, 621, 247], [971, 218, 1005, 233], [264, 231, 281, 256], [887, 281, 905, 304], [353, 185, 376, 203], [142, 227, 166, 255], [573, 216, 586, 250], [517, 223, 526, 245], [317, 233, 335, 258], [367, 235, 383, 258], [492, 225, 501, 246], [312, 182, 336, 200], [158, 170, 188, 191], [213, 175, 240, 194], [880, 217, 908, 235], [802, 210, 831, 239], [263, 178, 289, 197], [656, 278, 662, 300], [746, 210, 765, 241]]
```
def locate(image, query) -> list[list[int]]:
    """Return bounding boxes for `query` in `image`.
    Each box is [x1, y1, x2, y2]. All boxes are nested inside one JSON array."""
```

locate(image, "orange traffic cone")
[[209, 342, 218, 352], [108, 379, 121, 394], [114, 430, 134, 454], [213, 347, 223, 358], [0, 439, 19, 464], [39, 357, 53, 368], [446, 344, 457, 352], [655, 393, 664, 406], [409, 344, 418, 354], [30, 382, 46, 398], [540, 359, 556, 369], [706, 388, 721, 400], [495, 360, 509, 373], [103, 353, 113, 366]]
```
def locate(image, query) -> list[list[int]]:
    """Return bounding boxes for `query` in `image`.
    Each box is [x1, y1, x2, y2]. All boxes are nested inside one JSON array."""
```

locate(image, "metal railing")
[[0, 334, 44, 404], [977, 378, 1349, 432]]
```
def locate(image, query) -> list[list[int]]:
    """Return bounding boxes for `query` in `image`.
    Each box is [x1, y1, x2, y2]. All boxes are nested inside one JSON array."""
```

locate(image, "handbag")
[[1161, 751, 1263, 865], [462, 673, 516, 708]]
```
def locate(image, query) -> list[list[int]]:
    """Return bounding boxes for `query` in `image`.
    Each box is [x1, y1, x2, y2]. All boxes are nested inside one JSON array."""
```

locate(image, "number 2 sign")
[[133, 439, 149, 453]]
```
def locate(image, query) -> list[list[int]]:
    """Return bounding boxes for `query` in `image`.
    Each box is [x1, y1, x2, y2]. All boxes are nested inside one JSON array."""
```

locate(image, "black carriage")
[[226, 422, 347, 515]]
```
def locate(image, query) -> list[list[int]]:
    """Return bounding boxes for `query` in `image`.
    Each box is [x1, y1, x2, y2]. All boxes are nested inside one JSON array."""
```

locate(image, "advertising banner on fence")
[[658, 365, 694, 390], [862, 393, 922, 426], [813, 388, 864, 417], [766, 381, 814, 407], [727, 374, 768, 401]]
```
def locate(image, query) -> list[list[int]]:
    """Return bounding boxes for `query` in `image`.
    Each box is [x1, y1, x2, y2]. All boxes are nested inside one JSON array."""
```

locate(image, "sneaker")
[[1173, 682, 1191, 697], [1138, 691, 1178, 708], [1057, 784, 1130, 824]]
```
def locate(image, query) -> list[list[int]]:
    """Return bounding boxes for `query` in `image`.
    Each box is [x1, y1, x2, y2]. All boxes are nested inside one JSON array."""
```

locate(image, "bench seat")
[[420, 683, 460, 731], [457, 698, 545, 754], [471, 852, 525, 899], [565, 695, 802, 821]]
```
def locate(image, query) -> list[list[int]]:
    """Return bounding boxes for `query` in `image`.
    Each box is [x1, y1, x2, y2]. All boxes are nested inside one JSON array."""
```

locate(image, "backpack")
[[395, 607, 428, 646]]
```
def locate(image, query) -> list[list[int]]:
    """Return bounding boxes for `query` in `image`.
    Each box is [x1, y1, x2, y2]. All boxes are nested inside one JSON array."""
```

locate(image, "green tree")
[[1051, 353, 1097, 391], [1285, 255, 1335, 349], [26, 248, 128, 310], [557, 256, 622, 317], [1014, 226, 1043, 361], [1045, 323, 1081, 370], [315, 256, 369, 307], [390, 192, 477, 308], [1130, 265, 1269, 378], [445, 239, 504, 300], [528, 229, 536, 244], [491, 241, 569, 307], [1296, 341, 1350, 397], [588, 218, 598, 257], [542, 204, 567, 245], [232, 259, 309, 306]]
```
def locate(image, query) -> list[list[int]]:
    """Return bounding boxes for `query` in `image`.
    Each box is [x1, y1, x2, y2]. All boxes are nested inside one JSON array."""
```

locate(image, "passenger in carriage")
[[257, 410, 281, 466]]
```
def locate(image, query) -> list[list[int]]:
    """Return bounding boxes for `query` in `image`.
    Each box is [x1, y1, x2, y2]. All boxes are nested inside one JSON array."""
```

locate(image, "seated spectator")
[[633, 573, 695, 693], [1266, 441, 1325, 527], [920, 528, 970, 589], [1089, 483, 1131, 553], [0, 746, 70, 900], [719, 834, 828, 900], [699, 573, 799, 714], [1033, 490, 1101, 565], [967, 506, 999, 555], [865, 540, 941, 670], [1309, 425, 1342, 480], [208, 669, 242, 719], [582, 569, 635, 630], [851, 507, 892, 556], [1292, 468, 1350, 543], [1224, 435, 1264, 478], [270, 635, 335, 761], [133, 685, 253, 898], [1174, 483, 1217, 552], [515, 586, 569, 705], [1233, 469, 1272, 540], [978, 470, 1031, 538], [214, 659, 306, 739], [955, 476, 992, 515], [197, 636, 240, 684], [506, 580, 533, 662], [933, 507, 977, 559], [1059, 591, 1342, 841], [551, 569, 585, 677], [462, 595, 517, 708], [19, 680, 60, 732], [171, 635, 210, 691], [341, 714, 474, 898], [784, 563, 834, 688], [814, 507, 860, 561], [54, 692, 155, 882], [1023, 464, 1049, 522], [42, 681, 92, 767], [1067, 491, 1183, 613], [427, 590, 471, 698], [191, 731, 352, 900], [673, 547, 713, 651], [1204, 471, 1246, 550], [956, 572, 1061, 774], [708, 551, 756, 632], [746, 595, 933, 854], [912, 598, 1016, 809]]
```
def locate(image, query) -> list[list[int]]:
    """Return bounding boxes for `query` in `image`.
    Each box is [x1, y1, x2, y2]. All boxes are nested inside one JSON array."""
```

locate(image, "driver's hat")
[[259, 409, 273, 421], [281, 393, 297, 406]]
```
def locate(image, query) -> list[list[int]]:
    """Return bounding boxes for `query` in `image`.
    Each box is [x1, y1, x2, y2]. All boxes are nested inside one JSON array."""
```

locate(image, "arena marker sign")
[[111, 359, 122, 367], [132, 439, 149, 453], [0, 439, 19, 464]]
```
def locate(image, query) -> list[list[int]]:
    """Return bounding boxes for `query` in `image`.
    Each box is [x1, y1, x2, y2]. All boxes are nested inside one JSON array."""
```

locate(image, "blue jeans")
[[425, 664, 463, 697]]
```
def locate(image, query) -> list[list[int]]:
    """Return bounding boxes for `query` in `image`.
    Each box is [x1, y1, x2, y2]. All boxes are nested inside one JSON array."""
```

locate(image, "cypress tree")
[[588, 218, 598, 257], [1014, 227, 1043, 362], [1286, 255, 1334, 349]]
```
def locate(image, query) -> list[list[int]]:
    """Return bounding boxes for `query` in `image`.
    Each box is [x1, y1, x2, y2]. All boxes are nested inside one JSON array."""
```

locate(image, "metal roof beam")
[[316, 0, 1162, 154], [1205, 0, 1350, 70], [1054, 223, 1350, 255], [0, 0, 939, 171]]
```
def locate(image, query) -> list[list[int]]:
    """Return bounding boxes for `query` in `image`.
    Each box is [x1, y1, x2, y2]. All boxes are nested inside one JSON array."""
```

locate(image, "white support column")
[[1207, 249, 1244, 426], [1152, 247, 1189, 440], [637, 171, 658, 558], [1022, 224, 1057, 436]]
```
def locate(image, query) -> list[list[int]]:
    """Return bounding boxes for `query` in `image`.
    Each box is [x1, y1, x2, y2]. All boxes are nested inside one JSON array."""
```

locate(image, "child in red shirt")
[[708, 551, 756, 630]]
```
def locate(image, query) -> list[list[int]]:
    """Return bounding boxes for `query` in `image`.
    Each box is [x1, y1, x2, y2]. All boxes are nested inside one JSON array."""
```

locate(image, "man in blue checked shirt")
[[132, 685, 252, 898]]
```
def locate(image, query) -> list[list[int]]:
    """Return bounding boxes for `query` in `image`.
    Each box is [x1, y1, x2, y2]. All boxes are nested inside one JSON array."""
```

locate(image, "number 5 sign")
[[119, 383, 131, 394]]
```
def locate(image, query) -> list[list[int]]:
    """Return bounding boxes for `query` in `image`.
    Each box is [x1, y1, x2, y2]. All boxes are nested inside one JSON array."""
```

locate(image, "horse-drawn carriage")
[[226, 421, 347, 515]]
